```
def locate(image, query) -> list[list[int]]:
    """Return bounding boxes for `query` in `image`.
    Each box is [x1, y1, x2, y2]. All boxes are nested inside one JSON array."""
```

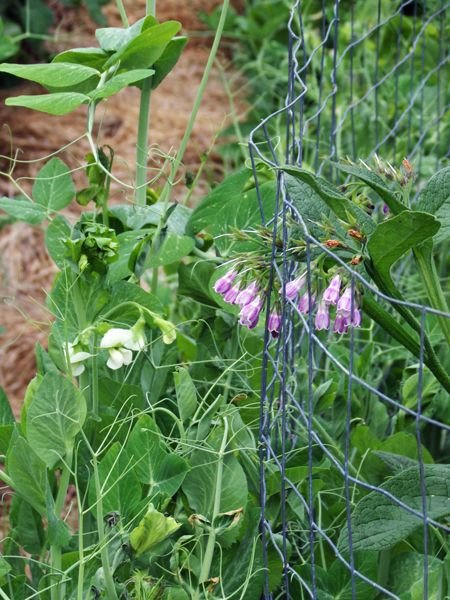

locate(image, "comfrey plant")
[[207, 157, 450, 394]]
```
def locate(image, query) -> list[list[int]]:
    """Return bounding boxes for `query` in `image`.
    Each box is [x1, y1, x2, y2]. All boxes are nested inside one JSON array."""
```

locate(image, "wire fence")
[[250, 0, 449, 597]]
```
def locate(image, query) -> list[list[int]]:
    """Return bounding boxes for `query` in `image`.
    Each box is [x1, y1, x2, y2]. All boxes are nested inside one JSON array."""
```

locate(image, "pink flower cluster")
[[214, 270, 265, 330], [315, 275, 361, 334], [213, 269, 361, 338]]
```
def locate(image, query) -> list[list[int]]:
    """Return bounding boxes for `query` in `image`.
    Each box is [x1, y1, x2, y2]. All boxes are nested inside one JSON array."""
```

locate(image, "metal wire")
[[250, 0, 450, 597]]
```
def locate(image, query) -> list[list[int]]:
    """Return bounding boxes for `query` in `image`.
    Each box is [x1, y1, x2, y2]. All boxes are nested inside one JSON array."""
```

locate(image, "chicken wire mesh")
[[249, 0, 450, 598]]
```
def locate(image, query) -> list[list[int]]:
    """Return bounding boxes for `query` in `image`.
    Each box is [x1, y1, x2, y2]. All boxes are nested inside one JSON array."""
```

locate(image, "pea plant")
[[0, 2, 449, 599]]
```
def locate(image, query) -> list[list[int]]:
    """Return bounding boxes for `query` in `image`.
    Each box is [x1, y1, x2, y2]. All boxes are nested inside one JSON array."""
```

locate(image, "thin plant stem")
[[135, 0, 156, 205], [50, 446, 74, 600], [159, 0, 230, 206], [115, 0, 129, 27], [135, 79, 153, 206], [93, 453, 119, 600]]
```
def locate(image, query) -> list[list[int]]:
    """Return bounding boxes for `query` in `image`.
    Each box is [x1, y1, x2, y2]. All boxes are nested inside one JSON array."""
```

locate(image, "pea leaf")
[[105, 21, 181, 71], [95, 17, 149, 52], [89, 68, 155, 100], [52, 47, 108, 70], [338, 464, 450, 552], [147, 233, 195, 267], [6, 435, 47, 514], [0, 196, 47, 224], [151, 36, 187, 88], [26, 372, 87, 468], [173, 367, 198, 422], [126, 415, 189, 498], [0, 386, 14, 424], [33, 158, 76, 212], [130, 503, 180, 555], [88, 442, 141, 522], [6, 92, 90, 115], [182, 447, 248, 517], [45, 215, 71, 268], [0, 62, 100, 88]]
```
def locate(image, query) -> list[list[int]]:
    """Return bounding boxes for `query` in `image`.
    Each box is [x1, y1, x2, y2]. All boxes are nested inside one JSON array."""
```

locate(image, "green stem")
[[135, 0, 156, 206], [414, 247, 450, 346], [50, 446, 73, 600], [91, 334, 99, 421], [93, 454, 119, 600], [115, 0, 129, 26], [159, 0, 230, 206], [135, 78, 153, 206], [198, 418, 228, 588]]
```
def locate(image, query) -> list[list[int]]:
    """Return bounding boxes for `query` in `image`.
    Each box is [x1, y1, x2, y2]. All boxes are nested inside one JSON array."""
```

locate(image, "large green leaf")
[[182, 445, 248, 517], [26, 372, 87, 468], [95, 17, 150, 52], [147, 233, 195, 267], [416, 167, 450, 245], [45, 215, 71, 269], [9, 496, 44, 555], [130, 503, 180, 555], [5, 92, 90, 115], [0, 62, 100, 88], [178, 261, 218, 307], [367, 211, 440, 290], [188, 170, 275, 254], [52, 47, 108, 70], [173, 367, 198, 422], [0, 196, 47, 224], [282, 166, 375, 235], [6, 435, 47, 514], [415, 166, 450, 216], [106, 21, 181, 71], [0, 386, 14, 424], [126, 415, 189, 499], [33, 158, 76, 212], [108, 203, 164, 229], [331, 161, 406, 214], [90, 69, 155, 100], [388, 553, 443, 600], [88, 442, 141, 522], [151, 36, 187, 88], [338, 464, 450, 552]]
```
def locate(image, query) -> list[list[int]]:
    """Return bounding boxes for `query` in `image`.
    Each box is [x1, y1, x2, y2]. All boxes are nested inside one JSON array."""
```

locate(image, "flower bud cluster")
[[213, 268, 362, 338]]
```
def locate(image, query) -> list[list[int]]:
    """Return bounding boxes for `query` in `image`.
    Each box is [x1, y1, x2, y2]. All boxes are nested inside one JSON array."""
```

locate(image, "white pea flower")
[[66, 342, 91, 376], [100, 325, 146, 370]]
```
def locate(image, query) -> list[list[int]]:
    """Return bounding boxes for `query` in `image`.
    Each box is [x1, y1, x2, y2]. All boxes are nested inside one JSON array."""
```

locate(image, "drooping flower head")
[[322, 274, 341, 305], [268, 311, 282, 338], [315, 301, 330, 331], [337, 287, 353, 314], [333, 312, 350, 334], [236, 281, 259, 307], [223, 285, 240, 304], [283, 273, 306, 301], [213, 269, 238, 296], [298, 292, 316, 315], [239, 295, 264, 329], [351, 307, 361, 328]]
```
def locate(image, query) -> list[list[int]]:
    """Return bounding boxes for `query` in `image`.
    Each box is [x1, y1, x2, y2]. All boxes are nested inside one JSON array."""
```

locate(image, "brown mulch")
[[0, 0, 247, 413]]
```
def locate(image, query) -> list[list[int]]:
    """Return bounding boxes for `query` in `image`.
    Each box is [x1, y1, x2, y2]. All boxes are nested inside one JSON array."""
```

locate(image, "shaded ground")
[[0, 0, 246, 411]]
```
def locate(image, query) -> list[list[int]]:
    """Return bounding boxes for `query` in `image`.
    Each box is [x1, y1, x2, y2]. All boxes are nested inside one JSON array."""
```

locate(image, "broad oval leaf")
[[0, 62, 100, 88], [6, 92, 90, 115], [338, 464, 450, 552], [6, 435, 47, 514], [33, 157, 76, 212], [89, 68, 155, 101], [151, 36, 187, 89], [130, 503, 180, 555], [52, 47, 108, 70], [416, 167, 450, 245], [26, 372, 87, 468], [0, 196, 47, 224]]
